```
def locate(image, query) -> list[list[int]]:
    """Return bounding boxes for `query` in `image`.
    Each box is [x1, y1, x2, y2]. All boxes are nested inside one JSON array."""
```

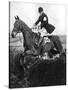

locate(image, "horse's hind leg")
[[49, 36, 63, 54]]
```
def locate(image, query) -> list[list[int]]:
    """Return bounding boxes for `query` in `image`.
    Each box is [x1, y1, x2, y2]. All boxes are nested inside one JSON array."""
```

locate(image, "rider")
[[33, 7, 48, 34], [33, 7, 62, 58], [33, 7, 55, 35]]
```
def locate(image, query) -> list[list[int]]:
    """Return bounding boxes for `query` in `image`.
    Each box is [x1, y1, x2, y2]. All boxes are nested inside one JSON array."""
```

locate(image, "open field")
[[9, 35, 66, 48]]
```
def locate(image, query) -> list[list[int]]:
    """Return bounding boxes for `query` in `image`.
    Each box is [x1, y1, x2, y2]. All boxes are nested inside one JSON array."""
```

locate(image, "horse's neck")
[[21, 30, 26, 42], [21, 29, 32, 45], [21, 20, 32, 33], [19, 19, 32, 40]]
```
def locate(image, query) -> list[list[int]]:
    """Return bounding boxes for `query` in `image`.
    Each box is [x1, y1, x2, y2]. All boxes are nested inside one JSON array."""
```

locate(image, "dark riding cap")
[[38, 7, 43, 13]]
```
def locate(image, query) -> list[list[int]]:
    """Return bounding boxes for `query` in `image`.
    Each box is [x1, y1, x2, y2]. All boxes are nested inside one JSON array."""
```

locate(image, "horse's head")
[[11, 16, 22, 38]]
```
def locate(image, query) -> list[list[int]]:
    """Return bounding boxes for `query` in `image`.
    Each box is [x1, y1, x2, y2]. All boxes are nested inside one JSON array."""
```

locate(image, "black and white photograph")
[[9, 1, 66, 88]]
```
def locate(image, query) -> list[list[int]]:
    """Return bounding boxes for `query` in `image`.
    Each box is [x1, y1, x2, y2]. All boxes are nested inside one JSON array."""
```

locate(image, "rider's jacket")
[[35, 12, 48, 29], [35, 12, 55, 34]]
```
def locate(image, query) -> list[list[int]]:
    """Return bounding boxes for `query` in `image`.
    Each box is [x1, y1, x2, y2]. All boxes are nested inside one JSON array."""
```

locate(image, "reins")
[[19, 33, 22, 43]]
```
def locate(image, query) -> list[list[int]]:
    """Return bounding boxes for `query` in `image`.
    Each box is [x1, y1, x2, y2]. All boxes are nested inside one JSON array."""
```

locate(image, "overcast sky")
[[10, 2, 66, 35]]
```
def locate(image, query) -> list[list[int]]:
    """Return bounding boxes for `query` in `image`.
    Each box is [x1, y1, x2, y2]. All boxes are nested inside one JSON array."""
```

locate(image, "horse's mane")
[[19, 19, 32, 33]]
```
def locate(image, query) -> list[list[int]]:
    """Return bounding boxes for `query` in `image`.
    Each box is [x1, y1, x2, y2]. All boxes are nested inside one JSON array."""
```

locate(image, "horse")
[[11, 16, 63, 58]]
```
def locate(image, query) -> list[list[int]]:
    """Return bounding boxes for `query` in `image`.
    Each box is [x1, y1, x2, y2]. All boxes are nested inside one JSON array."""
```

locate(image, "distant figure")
[[33, 7, 55, 34]]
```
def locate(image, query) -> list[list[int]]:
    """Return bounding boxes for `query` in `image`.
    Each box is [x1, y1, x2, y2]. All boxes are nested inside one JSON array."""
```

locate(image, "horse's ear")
[[17, 16, 19, 20], [14, 16, 19, 20], [15, 16, 17, 20]]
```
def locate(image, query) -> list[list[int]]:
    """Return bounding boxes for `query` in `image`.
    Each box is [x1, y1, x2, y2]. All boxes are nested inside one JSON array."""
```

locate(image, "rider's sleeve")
[[35, 17, 40, 25]]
